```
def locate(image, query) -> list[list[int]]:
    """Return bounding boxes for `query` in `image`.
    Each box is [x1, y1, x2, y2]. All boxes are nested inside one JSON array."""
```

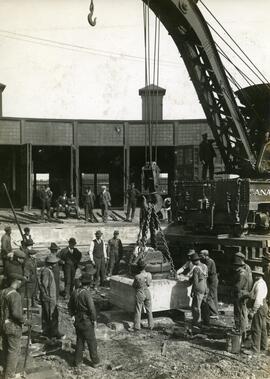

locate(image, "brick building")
[[0, 84, 223, 209]]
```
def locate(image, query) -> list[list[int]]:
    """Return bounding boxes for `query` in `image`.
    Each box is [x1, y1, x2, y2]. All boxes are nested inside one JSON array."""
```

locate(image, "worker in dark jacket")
[[1, 226, 12, 269], [99, 185, 111, 223], [48, 242, 61, 300], [89, 230, 108, 288], [84, 187, 95, 222], [233, 256, 251, 339], [58, 237, 82, 299], [199, 249, 219, 318], [39, 185, 52, 221], [107, 230, 123, 277], [190, 253, 208, 325], [126, 183, 140, 222], [199, 133, 216, 180], [68, 272, 100, 368], [40, 255, 63, 338], [0, 273, 30, 379], [4, 249, 26, 302], [132, 259, 154, 331], [23, 239, 38, 307]]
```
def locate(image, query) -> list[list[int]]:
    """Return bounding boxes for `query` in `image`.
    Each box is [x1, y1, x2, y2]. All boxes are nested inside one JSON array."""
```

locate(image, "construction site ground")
[[0, 210, 270, 379]]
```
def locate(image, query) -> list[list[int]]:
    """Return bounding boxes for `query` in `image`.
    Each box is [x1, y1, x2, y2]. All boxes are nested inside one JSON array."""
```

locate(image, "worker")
[[199, 249, 219, 319], [0, 273, 31, 379], [262, 251, 270, 336], [89, 230, 107, 289], [99, 185, 111, 223], [189, 253, 208, 325], [246, 266, 268, 354], [39, 185, 52, 221], [126, 183, 140, 222], [132, 259, 154, 331], [68, 193, 80, 219], [107, 230, 123, 277], [232, 256, 250, 339], [56, 191, 69, 218], [68, 272, 100, 368], [1, 226, 12, 269], [4, 249, 26, 303], [84, 187, 95, 222], [234, 249, 253, 292], [48, 242, 61, 300], [40, 255, 63, 339], [58, 237, 82, 299], [176, 249, 196, 278], [23, 239, 38, 307], [199, 133, 216, 180], [22, 227, 32, 243]]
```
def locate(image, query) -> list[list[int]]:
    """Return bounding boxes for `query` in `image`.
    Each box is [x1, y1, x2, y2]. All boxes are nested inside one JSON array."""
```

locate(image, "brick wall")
[[127, 123, 173, 146], [77, 122, 124, 146], [175, 120, 211, 146], [23, 120, 73, 145], [0, 119, 21, 144]]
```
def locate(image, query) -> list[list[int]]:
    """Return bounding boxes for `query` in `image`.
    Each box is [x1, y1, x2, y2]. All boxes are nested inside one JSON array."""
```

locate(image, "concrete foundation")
[[110, 276, 192, 312]]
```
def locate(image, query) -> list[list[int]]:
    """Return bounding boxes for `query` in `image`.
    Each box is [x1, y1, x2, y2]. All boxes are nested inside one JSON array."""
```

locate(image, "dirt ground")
[[21, 289, 270, 379]]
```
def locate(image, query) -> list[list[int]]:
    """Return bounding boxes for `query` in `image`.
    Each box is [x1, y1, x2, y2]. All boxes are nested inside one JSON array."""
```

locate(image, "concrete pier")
[[110, 275, 192, 312]]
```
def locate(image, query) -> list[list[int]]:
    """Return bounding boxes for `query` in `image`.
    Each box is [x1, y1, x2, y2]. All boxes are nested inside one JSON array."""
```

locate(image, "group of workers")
[[38, 183, 141, 224], [178, 246, 270, 354], [1, 222, 270, 377]]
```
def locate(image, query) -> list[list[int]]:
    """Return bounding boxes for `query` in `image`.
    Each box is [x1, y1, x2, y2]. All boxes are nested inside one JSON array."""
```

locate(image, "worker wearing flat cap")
[[107, 230, 123, 277], [68, 272, 100, 368], [40, 255, 63, 338], [57, 237, 82, 299], [1, 226, 12, 269], [89, 230, 108, 289], [0, 273, 31, 379]]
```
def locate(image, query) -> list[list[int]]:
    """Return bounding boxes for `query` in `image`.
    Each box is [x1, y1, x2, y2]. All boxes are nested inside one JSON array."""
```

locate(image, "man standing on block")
[[89, 231, 107, 289], [107, 230, 123, 277], [132, 260, 154, 331], [68, 272, 100, 368], [58, 237, 82, 299]]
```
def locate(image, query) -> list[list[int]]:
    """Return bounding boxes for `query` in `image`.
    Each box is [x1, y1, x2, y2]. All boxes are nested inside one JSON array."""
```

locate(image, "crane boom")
[[142, 0, 259, 176]]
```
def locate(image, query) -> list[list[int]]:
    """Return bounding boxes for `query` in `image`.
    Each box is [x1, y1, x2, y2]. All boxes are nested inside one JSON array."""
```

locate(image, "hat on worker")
[[14, 250, 26, 259], [235, 251, 246, 260], [137, 259, 147, 271], [233, 256, 244, 266], [114, 230, 119, 235], [191, 253, 201, 262], [202, 133, 208, 138], [187, 249, 196, 256], [68, 237, 77, 245], [49, 242, 59, 251], [80, 272, 94, 284], [45, 255, 59, 264], [23, 227, 30, 233], [8, 273, 27, 283], [200, 249, 209, 256], [95, 230, 103, 237], [252, 266, 264, 276]]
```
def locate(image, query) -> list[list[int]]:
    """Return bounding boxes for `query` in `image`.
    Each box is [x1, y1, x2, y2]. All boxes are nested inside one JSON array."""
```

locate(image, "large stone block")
[[110, 276, 192, 312]]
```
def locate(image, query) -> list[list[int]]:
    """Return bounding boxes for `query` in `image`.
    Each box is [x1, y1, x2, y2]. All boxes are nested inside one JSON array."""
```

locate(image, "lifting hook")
[[88, 0, 97, 27]]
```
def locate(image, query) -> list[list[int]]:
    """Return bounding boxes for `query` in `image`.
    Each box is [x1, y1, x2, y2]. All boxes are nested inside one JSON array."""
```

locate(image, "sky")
[[0, 0, 269, 120]]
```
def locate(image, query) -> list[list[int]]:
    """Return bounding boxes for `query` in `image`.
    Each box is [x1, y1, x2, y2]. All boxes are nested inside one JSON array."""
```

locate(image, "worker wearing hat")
[[232, 255, 251, 339], [48, 242, 61, 299], [40, 255, 63, 339], [23, 238, 38, 307], [199, 132, 216, 180], [89, 230, 108, 289], [1, 225, 12, 268], [107, 230, 123, 277], [57, 237, 82, 299], [244, 266, 268, 354], [189, 253, 208, 325], [4, 249, 26, 302], [68, 272, 100, 368], [262, 251, 270, 335], [176, 249, 196, 279], [0, 272, 31, 379], [99, 185, 111, 223]]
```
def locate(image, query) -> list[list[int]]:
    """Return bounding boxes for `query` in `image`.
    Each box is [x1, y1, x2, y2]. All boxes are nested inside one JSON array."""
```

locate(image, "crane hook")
[[88, 0, 97, 27]]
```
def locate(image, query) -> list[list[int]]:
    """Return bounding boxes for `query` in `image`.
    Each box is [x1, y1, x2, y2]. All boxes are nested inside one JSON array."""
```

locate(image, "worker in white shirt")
[[88, 230, 108, 288], [176, 249, 195, 279], [248, 266, 268, 353]]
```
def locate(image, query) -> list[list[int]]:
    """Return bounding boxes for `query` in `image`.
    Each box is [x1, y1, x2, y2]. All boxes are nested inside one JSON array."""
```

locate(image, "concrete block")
[[141, 316, 175, 329], [110, 276, 192, 312]]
